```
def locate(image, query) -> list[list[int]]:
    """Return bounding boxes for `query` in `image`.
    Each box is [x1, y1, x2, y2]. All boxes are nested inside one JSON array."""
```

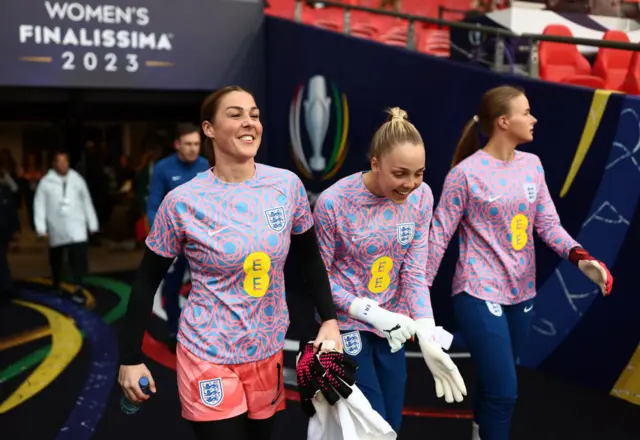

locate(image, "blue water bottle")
[[120, 376, 152, 415]]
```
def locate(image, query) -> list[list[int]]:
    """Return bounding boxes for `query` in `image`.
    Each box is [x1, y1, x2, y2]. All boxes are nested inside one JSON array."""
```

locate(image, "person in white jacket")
[[33, 151, 99, 305]]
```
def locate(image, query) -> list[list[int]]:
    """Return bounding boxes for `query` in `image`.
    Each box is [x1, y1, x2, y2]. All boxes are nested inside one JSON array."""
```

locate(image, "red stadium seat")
[[621, 51, 640, 95], [539, 24, 603, 88], [417, 28, 450, 58], [592, 30, 634, 91]]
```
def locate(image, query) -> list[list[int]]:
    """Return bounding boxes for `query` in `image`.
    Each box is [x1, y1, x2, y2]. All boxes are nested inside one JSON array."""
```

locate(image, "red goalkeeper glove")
[[568, 247, 613, 296]]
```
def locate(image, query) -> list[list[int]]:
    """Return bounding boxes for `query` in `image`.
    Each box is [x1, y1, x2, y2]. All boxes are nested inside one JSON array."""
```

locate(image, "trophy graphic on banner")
[[289, 74, 349, 194], [303, 75, 332, 172]]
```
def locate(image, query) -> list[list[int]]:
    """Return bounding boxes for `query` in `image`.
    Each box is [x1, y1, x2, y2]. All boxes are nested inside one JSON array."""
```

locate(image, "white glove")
[[349, 298, 416, 353], [415, 318, 467, 403]]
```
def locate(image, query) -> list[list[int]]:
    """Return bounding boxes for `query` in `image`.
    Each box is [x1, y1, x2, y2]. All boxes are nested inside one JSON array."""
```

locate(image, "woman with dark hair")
[[117, 86, 348, 439]]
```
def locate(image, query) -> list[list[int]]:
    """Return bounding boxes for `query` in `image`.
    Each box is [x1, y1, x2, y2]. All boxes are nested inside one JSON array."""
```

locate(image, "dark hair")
[[200, 85, 252, 166], [451, 85, 525, 168], [175, 122, 199, 141], [368, 107, 423, 160], [52, 149, 69, 161]]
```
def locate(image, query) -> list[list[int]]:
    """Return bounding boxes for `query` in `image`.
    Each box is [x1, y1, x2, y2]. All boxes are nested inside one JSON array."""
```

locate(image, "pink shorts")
[[176, 343, 286, 422]]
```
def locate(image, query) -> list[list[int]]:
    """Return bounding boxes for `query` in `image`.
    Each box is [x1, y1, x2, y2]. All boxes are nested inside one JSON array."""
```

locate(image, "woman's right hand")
[[118, 364, 156, 404]]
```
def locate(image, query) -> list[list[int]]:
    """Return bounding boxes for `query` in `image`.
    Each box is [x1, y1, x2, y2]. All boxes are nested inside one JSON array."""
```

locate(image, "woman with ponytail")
[[451, 114, 481, 168], [426, 85, 614, 440], [313, 107, 467, 433]]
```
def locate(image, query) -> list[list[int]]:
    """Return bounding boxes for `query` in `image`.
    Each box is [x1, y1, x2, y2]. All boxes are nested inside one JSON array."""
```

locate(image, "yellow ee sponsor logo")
[[368, 256, 393, 293], [243, 252, 272, 297], [510, 214, 528, 251]]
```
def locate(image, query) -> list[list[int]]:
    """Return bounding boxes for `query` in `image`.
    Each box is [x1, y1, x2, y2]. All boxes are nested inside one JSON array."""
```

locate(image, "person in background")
[[133, 145, 162, 246], [19, 152, 44, 231], [116, 154, 136, 191], [0, 148, 22, 209], [0, 153, 20, 304], [33, 150, 99, 306], [135, 144, 163, 212], [146, 123, 210, 351]]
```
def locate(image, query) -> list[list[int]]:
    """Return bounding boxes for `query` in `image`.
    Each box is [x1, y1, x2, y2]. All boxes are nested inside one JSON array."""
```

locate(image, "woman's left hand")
[[313, 319, 343, 352]]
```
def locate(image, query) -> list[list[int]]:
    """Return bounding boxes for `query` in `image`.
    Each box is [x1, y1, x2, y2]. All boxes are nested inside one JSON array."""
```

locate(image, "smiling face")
[[202, 90, 263, 163], [371, 141, 425, 204], [366, 108, 425, 204]]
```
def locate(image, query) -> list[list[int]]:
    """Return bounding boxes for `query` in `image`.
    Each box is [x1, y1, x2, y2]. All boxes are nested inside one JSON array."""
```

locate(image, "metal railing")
[[294, 0, 640, 77]]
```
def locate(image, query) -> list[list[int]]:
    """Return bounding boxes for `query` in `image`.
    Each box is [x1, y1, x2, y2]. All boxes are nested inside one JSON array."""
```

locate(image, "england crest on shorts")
[[199, 378, 224, 408], [485, 301, 503, 317], [523, 183, 537, 203], [397, 222, 415, 246], [264, 207, 286, 232], [342, 331, 362, 356]]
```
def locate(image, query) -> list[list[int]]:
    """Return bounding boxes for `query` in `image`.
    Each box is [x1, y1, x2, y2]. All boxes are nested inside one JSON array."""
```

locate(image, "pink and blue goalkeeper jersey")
[[426, 149, 580, 304], [313, 172, 434, 337], [146, 164, 313, 364]]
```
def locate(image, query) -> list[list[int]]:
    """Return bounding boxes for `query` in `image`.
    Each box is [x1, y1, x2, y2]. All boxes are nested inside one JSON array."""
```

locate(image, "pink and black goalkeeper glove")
[[314, 343, 358, 400], [295, 341, 359, 417], [296, 342, 322, 416]]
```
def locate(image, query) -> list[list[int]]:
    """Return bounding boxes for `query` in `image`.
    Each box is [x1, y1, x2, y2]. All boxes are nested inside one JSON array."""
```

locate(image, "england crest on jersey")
[[342, 331, 362, 356], [397, 222, 415, 246], [523, 183, 537, 203], [199, 378, 224, 407], [264, 207, 286, 232]]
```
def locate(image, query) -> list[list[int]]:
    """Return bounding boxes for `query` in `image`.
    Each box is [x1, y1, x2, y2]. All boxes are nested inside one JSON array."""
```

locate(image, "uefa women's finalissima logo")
[[289, 75, 350, 183]]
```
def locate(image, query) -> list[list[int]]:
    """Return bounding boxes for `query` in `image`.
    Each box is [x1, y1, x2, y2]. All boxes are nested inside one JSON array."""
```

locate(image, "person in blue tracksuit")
[[147, 123, 210, 351]]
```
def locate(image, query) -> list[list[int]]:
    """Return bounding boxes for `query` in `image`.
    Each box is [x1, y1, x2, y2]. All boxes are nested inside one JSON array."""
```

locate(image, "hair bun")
[[386, 107, 408, 122]]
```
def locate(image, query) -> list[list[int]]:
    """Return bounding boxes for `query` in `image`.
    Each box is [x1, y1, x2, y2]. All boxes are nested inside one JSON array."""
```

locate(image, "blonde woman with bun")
[[312, 107, 467, 432]]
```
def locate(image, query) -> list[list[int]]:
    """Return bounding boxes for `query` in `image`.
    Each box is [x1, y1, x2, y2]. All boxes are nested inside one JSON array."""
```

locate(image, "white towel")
[[307, 385, 397, 440]]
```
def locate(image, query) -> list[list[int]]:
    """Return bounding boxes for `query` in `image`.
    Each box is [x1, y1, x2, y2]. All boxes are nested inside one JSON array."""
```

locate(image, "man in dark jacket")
[[0, 173, 20, 303]]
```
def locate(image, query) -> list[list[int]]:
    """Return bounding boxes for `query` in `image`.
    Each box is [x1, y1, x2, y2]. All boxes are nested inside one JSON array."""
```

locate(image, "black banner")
[[0, 0, 265, 90]]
